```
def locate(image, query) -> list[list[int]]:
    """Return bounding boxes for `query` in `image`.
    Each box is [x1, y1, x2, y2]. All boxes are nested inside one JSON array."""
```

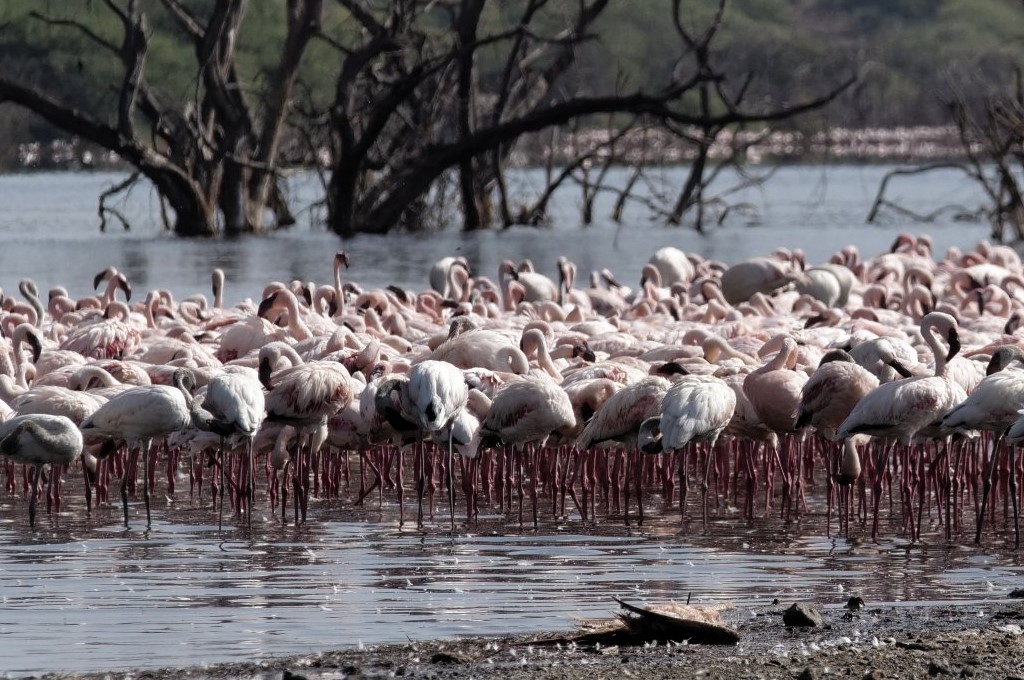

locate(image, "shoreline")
[[30, 599, 1024, 680]]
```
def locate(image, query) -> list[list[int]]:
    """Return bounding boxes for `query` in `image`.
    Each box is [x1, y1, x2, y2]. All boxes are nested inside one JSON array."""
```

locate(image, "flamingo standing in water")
[[0, 414, 83, 527], [638, 373, 736, 523], [263, 357, 354, 524], [479, 376, 574, 526], [943, 345, 1024, 545], [202, 367, 266, 529], [743, 336, 808, 517], [576, 375, 671, 523], [405, 360, 468, 530], [80, 368, 223, 527], [838, 312, 968, 541], [797, 349, 879, 533]]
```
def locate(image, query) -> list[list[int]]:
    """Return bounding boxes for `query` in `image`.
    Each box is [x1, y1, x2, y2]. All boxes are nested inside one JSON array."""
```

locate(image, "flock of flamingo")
[[4, 233, 1024, 544]]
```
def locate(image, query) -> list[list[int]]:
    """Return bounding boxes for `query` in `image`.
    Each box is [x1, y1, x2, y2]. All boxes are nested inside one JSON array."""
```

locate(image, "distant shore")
[[9, 125, 971, 174]]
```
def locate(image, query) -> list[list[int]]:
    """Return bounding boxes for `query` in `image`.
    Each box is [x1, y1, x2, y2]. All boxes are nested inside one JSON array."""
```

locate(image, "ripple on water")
[[2, 490, 1024, 675]]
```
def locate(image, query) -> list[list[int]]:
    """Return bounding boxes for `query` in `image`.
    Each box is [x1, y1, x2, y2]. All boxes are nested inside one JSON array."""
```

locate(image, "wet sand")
[[34, 599, 1024, 680]]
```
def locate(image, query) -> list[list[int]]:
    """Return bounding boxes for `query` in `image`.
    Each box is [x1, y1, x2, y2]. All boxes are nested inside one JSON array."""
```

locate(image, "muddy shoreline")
[[32, 599, 1024, 680]]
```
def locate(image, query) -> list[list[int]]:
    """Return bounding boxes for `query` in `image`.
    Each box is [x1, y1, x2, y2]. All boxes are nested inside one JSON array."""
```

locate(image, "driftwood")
[[531, 597, 740, 647]]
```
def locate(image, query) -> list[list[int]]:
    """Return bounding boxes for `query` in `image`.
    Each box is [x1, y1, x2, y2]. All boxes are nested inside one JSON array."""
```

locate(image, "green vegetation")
[[0, 0, 1020, 169]]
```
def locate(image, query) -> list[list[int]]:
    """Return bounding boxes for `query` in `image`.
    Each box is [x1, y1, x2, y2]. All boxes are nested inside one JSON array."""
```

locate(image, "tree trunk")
[[327, 161, 361, 238], [147, 169, 217, 237]]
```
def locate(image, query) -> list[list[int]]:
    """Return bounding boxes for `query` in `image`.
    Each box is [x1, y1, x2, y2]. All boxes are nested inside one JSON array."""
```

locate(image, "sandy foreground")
[[29, 599, 1024, 680]]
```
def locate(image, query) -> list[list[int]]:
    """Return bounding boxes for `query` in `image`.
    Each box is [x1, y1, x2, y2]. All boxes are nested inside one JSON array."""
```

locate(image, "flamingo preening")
[[0, 414, 83, 527], [638, 373, 736, 523]]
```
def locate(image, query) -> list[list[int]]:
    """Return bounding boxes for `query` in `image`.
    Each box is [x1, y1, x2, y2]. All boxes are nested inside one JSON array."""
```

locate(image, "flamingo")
[[479, 376, 574, 526], [577, 375, 671, 522], [797, 349, 880, 440], [499, 259, 559, 303], [647, 246, 695, 287], [0, 414, 83, 527], [11, 384, 108, 513], [405, 360, 469, 529], [638, 373, 736, 521], [797, 349, 879, 532], [59, 301, 142, 360], [720, 257, 805, 305], [943, 345, 1024, 545], [429, 256, 471, 299], [80, 367, 226, 527], [263, 357, 354, 524], [202, 367, 266, 529], [837, 312, 968, 540], [743, 336, 808, 515]]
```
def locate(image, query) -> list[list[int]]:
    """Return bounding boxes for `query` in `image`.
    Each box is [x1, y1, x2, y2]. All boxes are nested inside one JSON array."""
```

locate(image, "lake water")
[[1, 165, 1021, 676], [0, 164, 996, 303]]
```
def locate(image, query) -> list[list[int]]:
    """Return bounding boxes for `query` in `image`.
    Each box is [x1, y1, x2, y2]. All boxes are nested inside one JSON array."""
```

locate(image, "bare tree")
[[866, 69, 1024, 242], [316, 0, 856, 237], [0, 0, 322, 236]]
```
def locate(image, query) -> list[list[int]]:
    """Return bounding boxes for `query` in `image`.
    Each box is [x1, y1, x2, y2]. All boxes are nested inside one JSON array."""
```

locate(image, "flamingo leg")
[[247, 437, 255, 530], [1010, 443, 1020, 549], [447, 428, 456, 533], [83, 458, 93, 516], [871, 440, 896, 541], [142, 439, 153, 527], [417, 431, 425, 529], [121, 445, 139, 528], [218, 436, 226, 532], [28, 463, 41, 528], [976, 431, 1006, 544]]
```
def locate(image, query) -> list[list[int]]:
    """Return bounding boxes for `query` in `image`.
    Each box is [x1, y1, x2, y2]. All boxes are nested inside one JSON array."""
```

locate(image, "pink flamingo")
[[838, 312, 968, 540]]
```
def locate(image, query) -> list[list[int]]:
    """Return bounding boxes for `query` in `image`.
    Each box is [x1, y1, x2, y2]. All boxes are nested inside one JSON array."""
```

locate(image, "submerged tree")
[[866, 67, 1024, 243], [317, 0, 856, 236], [0, 0, 855, 238], [0, 0, 323, 236]]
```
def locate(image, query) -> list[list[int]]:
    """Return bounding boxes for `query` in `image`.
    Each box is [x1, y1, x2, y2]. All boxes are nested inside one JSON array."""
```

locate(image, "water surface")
[[0, 165, 1016, 675]]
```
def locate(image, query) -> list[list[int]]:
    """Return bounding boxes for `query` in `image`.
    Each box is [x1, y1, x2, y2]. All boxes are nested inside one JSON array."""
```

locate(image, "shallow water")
[[1, 475, 1022, 675], [0, 165, 1018, 675]]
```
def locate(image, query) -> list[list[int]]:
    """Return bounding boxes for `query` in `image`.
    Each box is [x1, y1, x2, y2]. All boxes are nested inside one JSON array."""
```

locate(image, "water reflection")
[[0, 166, 994, 303], [2, 490, 1023, 674]]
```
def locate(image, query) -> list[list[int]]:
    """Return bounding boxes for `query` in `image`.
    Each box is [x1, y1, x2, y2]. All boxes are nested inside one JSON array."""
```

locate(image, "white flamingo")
[[0, 414, 83, 527], [638, 373, 736, 521], [202, 367, 266, 529], [405, 359, 468, 529], [80, 368, 223, 527], [943, 345, 1024, 545]]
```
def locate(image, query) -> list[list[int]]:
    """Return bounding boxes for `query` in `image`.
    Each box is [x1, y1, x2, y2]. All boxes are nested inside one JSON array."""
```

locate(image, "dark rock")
[[928, 660, 954, 676], [430, 652, 462, 664], [863, 670, 884, 680], [282, 672, 308, 680], [1008, 588, 1024, 599], [783, 603, 823, 627], [846, 596, 866, 611], [896, 640, 938, 651], [797, 667, 817, 680]]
